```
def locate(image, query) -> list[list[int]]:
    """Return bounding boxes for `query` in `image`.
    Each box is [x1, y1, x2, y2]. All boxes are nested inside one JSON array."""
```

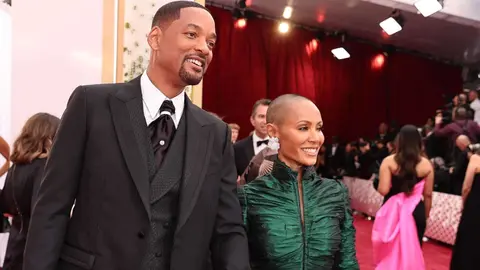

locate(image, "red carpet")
[[354, 215, 452, 270]]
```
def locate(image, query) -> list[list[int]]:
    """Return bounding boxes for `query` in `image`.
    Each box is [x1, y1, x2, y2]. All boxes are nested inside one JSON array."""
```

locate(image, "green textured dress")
[[238, 159, 359, 270]]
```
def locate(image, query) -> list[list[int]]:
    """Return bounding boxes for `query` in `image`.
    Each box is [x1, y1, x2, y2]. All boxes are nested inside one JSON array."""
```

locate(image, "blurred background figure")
[[0, 113, 59, 270]]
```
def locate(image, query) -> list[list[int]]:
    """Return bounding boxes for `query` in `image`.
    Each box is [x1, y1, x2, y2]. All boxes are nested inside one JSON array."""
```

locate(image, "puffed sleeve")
[[334, 184, 360, 270]]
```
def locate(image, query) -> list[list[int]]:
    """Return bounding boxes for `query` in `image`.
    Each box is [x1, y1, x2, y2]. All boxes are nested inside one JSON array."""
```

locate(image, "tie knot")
[[160, 99, 175, 115]]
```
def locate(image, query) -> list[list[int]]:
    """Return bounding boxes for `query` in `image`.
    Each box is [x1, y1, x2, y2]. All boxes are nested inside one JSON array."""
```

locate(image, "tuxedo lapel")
[[245, 135, 254, 161], [175, 97, 214, 235], [109, 77, 151, 219]]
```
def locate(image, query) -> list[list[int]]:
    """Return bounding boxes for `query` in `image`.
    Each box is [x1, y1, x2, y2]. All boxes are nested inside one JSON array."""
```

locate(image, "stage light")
[[306, 39, 319, 56], [316, 10, 326, 23], [278, 21, 290, 33], [414, 0, 443, 17], [234, 18, 247, 29], [380, 9, 404, 36], [372, 54, 385, 69], [331, 47, 350, 60], [283, 6, 293, 19], [380, 17, 402, 35]]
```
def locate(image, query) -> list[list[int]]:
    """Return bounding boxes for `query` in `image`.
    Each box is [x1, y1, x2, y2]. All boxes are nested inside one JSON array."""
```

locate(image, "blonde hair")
[[229, 123, 240, 131], [11, 113, 60, 164]]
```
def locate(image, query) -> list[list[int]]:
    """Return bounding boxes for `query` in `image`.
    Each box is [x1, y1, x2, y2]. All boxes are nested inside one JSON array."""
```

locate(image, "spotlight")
[[282, 6, 293, 19], [331, 48, 350, 60], [371, 54, 385, 69], [234, 18, 247, 29], [278, 21, 290, 34], [331, 32, 350, 60], [380, 10, 404, 35], [232, 8, 247, 29], [414, 0, 443, 17]]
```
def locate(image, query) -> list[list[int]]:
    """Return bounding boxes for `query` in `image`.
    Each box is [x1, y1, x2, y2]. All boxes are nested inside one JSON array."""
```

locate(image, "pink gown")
[[371, 180, 426, 270]]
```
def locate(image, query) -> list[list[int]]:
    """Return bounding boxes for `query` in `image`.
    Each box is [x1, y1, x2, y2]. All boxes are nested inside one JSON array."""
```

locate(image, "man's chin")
[[182, 75, 203, 86]]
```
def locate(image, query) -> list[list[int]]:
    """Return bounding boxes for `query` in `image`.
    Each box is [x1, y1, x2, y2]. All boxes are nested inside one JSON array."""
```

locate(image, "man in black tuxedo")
[[234, 99, 271, 176], [23, 2, 249, 270]]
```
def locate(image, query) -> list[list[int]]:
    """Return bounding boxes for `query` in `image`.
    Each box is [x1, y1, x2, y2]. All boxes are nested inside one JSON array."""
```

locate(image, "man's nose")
[[195, 41, 210, 55]]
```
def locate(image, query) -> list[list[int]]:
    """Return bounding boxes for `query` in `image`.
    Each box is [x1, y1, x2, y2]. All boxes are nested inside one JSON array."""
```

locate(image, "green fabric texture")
[[238, 158, 359, 270]]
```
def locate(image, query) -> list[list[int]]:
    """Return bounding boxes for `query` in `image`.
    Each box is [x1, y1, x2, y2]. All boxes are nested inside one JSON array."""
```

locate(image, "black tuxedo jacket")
[[23, 78, 249, 270], [233, 136, 254, 176]]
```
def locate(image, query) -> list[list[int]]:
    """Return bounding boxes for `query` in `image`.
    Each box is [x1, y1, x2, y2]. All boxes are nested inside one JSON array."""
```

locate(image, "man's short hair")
[[152, 1, 209, 29], [251, 99, 271, 117]]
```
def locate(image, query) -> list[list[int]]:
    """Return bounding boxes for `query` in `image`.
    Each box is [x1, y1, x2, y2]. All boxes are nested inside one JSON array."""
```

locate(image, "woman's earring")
[[268, 137, 280, 151]]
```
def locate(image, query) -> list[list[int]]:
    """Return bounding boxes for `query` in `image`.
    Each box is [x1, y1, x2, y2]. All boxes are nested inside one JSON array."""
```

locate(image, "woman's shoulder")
[[241, 173, 278, 192], [319, 176, 345, 187], [312, 177, 348, 198]]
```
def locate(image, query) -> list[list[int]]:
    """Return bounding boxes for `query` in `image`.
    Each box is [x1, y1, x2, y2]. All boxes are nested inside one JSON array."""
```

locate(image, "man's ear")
[[250, 115, 255, 127], [147, 26, 162, 51], [266, 123, 278, 138]]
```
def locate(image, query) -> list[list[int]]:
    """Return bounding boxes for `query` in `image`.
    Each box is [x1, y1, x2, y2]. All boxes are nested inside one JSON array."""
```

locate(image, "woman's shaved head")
[[266, 94, 325, 170], [266, 94, 312, 125]]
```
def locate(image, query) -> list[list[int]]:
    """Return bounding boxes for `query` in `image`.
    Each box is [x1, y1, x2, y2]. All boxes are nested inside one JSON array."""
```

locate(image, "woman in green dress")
[[238, 94, 359, 270]]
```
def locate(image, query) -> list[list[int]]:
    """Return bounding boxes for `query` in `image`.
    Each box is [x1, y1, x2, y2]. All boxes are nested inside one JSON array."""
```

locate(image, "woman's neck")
[[277, 153, 302, 173]]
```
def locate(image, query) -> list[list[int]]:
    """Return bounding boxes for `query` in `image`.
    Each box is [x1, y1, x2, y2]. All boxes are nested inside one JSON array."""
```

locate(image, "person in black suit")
[[234, 99, 271, 176], [23, 2, 249, 270]]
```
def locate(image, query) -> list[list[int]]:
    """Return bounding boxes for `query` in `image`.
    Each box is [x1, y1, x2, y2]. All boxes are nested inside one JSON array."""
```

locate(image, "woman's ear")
[[266, 123, 278, 138]]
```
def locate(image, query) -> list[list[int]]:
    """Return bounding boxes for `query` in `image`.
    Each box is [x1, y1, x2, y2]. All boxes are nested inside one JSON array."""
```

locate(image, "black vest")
[[139, 113, 187, 270]]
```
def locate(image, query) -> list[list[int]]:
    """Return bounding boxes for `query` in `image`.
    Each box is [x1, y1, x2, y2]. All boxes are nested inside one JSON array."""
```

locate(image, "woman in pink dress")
[[372, 125, 434, 270]]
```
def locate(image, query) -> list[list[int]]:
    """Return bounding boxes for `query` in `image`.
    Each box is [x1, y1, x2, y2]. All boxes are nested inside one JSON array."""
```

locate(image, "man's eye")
[[186, 32, 197, 38]]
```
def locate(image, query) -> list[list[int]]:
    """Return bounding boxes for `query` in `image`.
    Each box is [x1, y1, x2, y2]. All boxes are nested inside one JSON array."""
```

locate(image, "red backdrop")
[[203, 6, 463, 141]]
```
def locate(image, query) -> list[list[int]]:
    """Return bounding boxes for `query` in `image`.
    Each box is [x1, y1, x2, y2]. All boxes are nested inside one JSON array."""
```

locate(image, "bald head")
[[266, 94, 314, 125], [456, 135, 471, 150]]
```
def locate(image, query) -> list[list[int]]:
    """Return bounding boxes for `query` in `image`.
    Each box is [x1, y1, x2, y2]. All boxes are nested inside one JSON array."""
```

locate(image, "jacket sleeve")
[[210, 125, 250, 270], [237, 186, 248, 230], [24, 86, 87, 270], [334, 183, 360, 270]]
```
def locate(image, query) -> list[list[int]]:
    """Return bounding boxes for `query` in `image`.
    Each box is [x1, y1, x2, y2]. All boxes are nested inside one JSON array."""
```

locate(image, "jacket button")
[[137, 231, 145, 238], [155, 252, 162, 257], [163, 222, 170, 228]]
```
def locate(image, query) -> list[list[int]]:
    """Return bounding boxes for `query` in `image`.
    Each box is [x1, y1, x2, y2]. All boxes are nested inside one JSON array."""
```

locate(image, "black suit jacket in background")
[[233, 136, 254, 176], [23, 78, 249, 270]]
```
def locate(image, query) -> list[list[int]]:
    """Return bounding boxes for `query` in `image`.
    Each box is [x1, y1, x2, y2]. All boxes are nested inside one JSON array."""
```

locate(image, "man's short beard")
[[179, 64, 203, 86]]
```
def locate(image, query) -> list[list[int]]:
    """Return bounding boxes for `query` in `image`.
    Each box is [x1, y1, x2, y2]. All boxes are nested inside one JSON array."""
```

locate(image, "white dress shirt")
[[470, 98, 480, 124], [252, 132, 270, 155], [140, 71, 185, 127]]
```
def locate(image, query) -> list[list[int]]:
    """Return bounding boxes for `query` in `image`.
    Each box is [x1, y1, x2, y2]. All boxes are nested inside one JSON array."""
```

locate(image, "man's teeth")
[[187, 59, 203, 67], [302, 148, 318, 154]]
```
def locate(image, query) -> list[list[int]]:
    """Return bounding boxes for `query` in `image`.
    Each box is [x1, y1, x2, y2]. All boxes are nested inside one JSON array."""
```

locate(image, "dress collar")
[[271, 157, 317, 183]]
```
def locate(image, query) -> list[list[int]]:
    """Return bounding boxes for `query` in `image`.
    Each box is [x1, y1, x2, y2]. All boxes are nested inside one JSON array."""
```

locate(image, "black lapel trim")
[[175, 96, 215, 235], [109, 77, 151, 219]]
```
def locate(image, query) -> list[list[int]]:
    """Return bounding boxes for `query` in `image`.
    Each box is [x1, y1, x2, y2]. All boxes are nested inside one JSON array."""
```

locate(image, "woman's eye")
[[298, 127, 308, 131]]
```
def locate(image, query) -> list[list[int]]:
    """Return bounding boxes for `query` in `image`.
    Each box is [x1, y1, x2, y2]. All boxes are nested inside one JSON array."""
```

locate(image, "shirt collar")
[[252, 131, 269, 142], [140, 71, 185, 127]]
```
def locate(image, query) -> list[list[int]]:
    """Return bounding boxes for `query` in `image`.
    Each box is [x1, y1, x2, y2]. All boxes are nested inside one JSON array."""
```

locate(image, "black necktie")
[[257, 140, 269, 147], [148, 100, 176, 168]]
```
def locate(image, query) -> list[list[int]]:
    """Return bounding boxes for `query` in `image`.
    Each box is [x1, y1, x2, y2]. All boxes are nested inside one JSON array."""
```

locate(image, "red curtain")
[[203, 6, 463, 141]]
